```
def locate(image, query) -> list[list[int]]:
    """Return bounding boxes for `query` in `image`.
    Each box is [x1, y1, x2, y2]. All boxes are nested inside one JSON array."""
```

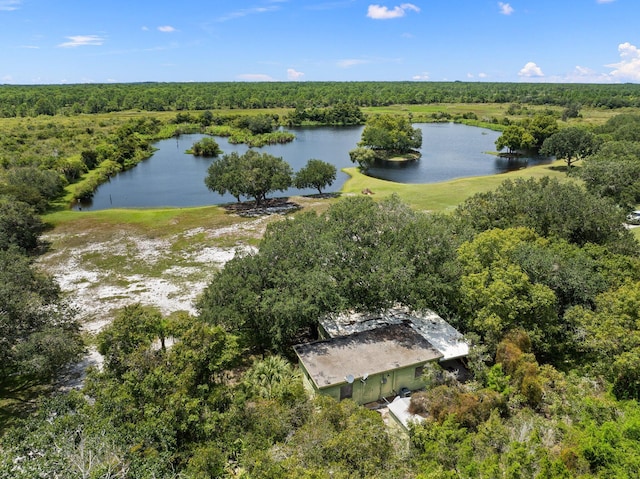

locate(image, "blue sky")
[[1, 0, 638, 84]]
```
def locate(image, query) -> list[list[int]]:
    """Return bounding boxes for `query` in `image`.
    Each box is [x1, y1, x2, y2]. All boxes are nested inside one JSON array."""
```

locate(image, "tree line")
[[2, 81, 640, 117]]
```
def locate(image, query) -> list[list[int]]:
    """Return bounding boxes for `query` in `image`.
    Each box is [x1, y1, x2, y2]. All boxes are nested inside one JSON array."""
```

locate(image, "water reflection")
[[75, 123, 550, 210]]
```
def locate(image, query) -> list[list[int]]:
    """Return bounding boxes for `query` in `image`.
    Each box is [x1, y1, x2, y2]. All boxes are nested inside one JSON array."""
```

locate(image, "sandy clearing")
[[39, 208, 297, 390], [41, 223, 261, 334]]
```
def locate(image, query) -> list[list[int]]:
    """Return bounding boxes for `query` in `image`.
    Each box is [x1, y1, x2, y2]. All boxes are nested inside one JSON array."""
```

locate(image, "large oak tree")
[[205, 150, 293, 205]]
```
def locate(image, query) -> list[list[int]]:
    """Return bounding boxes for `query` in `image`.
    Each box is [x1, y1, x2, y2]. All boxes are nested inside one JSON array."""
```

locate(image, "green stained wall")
[[302, 361, 431, 405]]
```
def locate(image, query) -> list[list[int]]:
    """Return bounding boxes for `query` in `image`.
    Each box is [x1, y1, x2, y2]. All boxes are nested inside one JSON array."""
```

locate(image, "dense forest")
[[2, 83, 640, 478], [1, 81, 640, 117]]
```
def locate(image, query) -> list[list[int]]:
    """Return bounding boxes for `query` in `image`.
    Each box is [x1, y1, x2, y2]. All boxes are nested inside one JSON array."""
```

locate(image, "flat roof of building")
[[294, 323, 443, 389], [319, 307, 469, 361], [387, 396, 425, 431]]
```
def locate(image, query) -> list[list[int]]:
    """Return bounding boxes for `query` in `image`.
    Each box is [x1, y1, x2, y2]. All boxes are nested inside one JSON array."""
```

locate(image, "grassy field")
[[340, 159, 574, 212]]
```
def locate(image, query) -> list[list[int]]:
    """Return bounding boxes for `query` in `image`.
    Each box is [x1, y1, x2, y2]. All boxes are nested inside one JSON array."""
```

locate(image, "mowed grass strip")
[[340, 159, 574, 212], [44, 204, 249, 237]]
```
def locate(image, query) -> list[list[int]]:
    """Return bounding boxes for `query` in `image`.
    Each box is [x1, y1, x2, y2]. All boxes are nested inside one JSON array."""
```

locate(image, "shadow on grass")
[[0, 378, 49, 432], [547, 164, 570, 173], [301, 192, 342, 200]]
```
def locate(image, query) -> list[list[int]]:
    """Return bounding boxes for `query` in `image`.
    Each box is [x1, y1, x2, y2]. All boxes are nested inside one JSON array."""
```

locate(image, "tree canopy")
[[189, 137, 222, 157], [293, 158, 336, 194], [540, 126, 598, 168], [197, 195, 469, 352], [0, 248, 82, 382], [204, 150, 293, 205], [579, 140, 640, 210], [358, 114, 422, 154], [495, 125, 535, 154], [455, 176, 636, 255]]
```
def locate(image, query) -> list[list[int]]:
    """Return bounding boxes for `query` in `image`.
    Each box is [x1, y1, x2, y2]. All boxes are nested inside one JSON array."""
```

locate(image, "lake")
[[74, 123, 551, 210]]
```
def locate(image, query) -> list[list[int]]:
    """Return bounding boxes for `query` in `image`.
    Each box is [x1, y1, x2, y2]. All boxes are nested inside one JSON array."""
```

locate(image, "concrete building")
[[294, 322, 443, 405], [294, 308, 470, 405]]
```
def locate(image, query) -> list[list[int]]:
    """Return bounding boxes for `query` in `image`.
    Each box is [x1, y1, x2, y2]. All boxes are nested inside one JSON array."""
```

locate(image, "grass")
[[340, 159, 573, 212], [44, 204, 248, 235]]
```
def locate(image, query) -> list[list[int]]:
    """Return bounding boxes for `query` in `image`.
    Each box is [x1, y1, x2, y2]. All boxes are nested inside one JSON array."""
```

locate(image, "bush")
[[190, 137, 222, 157]]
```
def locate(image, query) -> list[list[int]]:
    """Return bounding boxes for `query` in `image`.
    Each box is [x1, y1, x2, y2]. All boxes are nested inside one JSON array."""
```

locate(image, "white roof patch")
[[320, 307, 469, 361]]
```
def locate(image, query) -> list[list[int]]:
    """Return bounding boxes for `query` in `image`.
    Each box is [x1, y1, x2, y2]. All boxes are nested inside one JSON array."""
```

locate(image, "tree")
[[457, 228, 558, 353], [567, 280, 640, 368], [0, 199, 45, 253], [525, 114, 559, 150], [233, 114, 275, 135], [455, 177, 637, 255], [579, 141, 640, 209], [540, 127, 597, 168], [495, 125, 534, 154], [348, 146, 377, 170], [0, 248, 81, 383], [204, 151, 246, 202], [0, 167, 65, 212], [241, 355, 304, 403], [190, 137, 222, 157], [358, 114, 422, 154], [198, 196, 468, 352], [562, 103, 581, 121], [242, 151, 293, 205], [204, 150, 292, 206], [97, 303, 164, 377], [294, 158, 337, 194]]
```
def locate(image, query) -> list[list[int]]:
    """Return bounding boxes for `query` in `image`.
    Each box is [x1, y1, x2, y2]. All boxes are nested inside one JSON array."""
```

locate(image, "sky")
[[1, 0, 639, 84]]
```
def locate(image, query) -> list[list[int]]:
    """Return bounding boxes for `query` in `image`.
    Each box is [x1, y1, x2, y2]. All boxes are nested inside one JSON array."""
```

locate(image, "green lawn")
[[340, 160, 573, 212]]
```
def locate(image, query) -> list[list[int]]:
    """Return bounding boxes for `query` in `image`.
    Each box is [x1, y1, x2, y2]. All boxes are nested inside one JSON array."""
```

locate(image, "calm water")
[[75, 123, 550, 210]]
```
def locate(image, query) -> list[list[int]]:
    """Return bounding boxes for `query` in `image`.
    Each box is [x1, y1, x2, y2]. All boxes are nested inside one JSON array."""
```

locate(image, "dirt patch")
[[39, 218, 269, 334]]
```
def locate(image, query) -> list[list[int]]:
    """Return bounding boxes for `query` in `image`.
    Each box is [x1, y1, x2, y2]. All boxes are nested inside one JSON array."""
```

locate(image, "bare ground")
[[39, 213, 277, 387], [38, 197, 335, 388]]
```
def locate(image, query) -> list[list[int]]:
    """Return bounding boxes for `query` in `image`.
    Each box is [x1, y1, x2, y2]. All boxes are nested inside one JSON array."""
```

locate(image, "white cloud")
[[0, 0, 21, 11], [58, 35, 105, 48], [337, 58, 369, 68], [287, 68, 304, 80], [158, 25, 176, 33], [607, 42, 640, 82], [498, 2, 514, 15], [559, 65, 612, 83], [478, 72, 488, 78], [218, 6, 279, 22], [596, 0, 615, 3], [1, 75, 13, 82], [412, 72, 429, 80], [237, 73, 276, 81], [367, 3, 420, 20], [518, 61, 544, 78], [618, 41, 640, 58], [141, 26, 149, 31]]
